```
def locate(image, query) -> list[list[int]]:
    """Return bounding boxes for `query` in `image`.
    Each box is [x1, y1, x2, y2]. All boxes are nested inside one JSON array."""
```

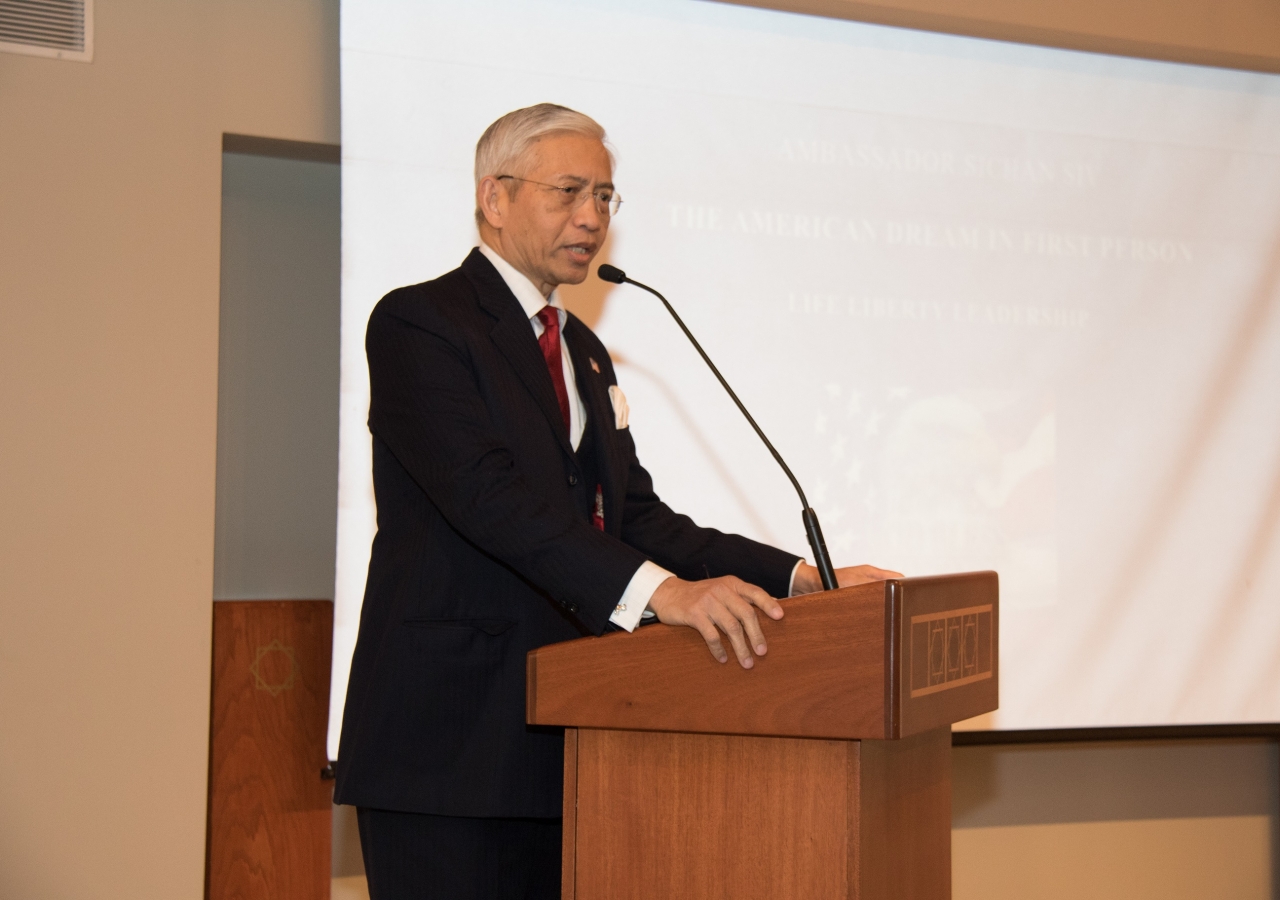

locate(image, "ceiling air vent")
[[0, 0, 92, 62]]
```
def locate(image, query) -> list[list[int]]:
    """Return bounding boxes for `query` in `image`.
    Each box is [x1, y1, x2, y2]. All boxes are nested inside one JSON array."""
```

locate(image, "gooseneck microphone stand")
[[598, 264, 838, 592]]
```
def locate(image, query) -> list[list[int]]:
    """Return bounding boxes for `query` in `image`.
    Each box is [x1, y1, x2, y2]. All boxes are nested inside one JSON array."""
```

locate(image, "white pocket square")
[[608, 385, 630, 430]]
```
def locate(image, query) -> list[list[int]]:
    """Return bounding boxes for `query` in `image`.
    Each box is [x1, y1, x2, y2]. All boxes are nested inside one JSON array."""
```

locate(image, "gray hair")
[[474, 103, 614, 225]]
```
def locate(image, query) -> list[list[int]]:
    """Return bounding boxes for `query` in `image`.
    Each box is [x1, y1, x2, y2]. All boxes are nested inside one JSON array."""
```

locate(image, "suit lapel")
[[463, 250, 575, 460], [563, 316, 624, 536]]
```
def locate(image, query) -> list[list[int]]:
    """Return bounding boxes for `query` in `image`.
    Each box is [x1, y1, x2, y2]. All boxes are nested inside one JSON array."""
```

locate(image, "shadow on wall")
[[333, 802, 365, 878], [951, 739, 1278, 900], [953, 739, 1278, 826]]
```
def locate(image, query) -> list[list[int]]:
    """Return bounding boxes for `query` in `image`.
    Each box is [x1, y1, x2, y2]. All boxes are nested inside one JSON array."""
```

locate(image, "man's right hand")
[[646, 575, 784, 669]]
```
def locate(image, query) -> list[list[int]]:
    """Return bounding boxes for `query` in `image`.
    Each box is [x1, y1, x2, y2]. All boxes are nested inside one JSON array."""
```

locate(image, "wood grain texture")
[[894, 573, 1000, 738], [529, 573, 998, 741], [572, 729, 854, 900], [531, 581, 891, 739], [857, 728, 952, 900], [566, 729, 954, 900], [207, 600, 333, 900], [562, 728, 578, 900]]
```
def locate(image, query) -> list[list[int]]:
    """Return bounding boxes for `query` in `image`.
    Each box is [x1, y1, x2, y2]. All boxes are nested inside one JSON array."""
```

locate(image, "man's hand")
[[790, 562, 903, 596], [647, 575, 784, 668]]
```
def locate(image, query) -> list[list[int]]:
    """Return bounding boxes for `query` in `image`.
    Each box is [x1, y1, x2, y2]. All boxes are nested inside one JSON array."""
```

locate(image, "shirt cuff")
[[788, 560, 805, 597], [609, 560, 675, 632]]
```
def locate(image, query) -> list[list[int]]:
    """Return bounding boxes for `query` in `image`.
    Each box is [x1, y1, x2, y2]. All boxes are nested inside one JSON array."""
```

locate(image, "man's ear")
[[476, 175, 506, 229]]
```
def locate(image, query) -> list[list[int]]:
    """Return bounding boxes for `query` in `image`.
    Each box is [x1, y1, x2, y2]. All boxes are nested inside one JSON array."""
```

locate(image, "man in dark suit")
[[334, 104, 897, 899]]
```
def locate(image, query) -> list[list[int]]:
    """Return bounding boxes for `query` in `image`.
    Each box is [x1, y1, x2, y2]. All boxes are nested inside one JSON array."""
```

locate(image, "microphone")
[[598, 264, 838, 592]]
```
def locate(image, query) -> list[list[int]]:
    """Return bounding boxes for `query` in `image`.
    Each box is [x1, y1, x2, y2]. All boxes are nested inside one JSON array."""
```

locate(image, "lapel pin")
[[589, 357, 601, 374]]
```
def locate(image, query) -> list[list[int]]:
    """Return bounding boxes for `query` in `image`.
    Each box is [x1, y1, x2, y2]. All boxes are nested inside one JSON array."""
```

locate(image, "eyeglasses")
[[496, 175, 622, 217]]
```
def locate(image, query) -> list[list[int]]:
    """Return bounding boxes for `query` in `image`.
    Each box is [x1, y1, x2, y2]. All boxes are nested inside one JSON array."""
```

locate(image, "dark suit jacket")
[[333, 249, 800, 818]]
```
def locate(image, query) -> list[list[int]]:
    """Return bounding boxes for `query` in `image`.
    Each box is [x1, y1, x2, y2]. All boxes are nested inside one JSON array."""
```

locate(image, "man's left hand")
[[790, 562, 902, 595]]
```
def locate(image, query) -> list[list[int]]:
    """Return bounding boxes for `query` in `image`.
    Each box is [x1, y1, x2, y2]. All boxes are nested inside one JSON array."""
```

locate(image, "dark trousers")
[[357, 807, 562, 900]]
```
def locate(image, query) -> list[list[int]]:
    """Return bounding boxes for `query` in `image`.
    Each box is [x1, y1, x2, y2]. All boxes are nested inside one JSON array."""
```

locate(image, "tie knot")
[[537, 305, 559, 332]]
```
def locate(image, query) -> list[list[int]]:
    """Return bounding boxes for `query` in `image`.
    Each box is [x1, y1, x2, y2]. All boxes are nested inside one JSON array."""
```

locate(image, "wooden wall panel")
[[207, 600, 333, 900]]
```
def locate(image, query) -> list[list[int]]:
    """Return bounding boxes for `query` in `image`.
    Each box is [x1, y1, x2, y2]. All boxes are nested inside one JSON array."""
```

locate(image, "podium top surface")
[[527, 571, 998, 741]]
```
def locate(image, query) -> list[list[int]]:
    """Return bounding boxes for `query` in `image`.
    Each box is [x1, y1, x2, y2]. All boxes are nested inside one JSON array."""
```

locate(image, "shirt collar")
[[478, 242, 561, 320]]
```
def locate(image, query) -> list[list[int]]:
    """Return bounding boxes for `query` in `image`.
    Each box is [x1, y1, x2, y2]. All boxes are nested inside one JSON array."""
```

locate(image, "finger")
[[858, 565, 903, 581], [734, 579, 784, 621], [693, 615, 729, 664], [720, 589, 768, 656], [707, 603, 754, 669], [837, 565, 903, 587]]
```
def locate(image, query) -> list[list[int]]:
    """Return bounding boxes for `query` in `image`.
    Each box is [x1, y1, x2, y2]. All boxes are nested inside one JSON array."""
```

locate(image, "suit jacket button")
[[568, 474, 578, 486]]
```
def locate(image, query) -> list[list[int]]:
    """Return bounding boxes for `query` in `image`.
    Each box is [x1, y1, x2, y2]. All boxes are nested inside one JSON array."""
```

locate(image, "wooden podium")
[[527, 571, 998, 900]]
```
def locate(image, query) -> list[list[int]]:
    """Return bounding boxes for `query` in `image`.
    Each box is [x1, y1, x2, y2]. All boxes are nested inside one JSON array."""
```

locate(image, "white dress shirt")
[[478, 243, 672, 631]]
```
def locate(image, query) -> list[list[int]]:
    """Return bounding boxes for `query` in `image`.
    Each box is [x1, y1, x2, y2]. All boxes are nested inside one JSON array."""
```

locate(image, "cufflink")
[[615, 603, 627, 612]]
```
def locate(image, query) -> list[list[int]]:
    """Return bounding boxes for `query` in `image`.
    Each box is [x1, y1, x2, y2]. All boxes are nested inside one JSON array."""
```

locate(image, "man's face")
[[485, 133, 613, 295]]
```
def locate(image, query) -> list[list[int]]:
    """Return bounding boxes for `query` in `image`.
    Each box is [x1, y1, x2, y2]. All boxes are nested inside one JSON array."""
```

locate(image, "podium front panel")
[[562, 727, 951, 900]]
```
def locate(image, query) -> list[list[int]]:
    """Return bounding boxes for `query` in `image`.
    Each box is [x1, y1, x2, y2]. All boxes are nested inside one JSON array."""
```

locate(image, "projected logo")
[[807, 384, 1057, 610], [909, 605, 993, 698]]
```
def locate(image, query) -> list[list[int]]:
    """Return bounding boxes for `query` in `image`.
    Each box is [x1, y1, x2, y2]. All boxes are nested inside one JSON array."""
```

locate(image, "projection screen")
[[331, 0, 1280, 757]]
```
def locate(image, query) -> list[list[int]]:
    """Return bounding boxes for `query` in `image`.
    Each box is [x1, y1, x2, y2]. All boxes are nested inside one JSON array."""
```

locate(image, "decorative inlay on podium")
[[909, 604, 994, 698], [529, 574, 999, 899], [250, 638, 299, 696]]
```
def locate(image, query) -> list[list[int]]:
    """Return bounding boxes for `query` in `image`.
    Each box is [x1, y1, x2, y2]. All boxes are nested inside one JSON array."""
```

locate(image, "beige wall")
[[726, 0, 1280, 72], [0, 0, 1274, 897], [0, 1, 337, 897]]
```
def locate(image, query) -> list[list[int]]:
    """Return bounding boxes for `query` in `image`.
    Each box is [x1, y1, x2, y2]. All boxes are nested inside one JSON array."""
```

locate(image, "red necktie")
[[538, 307, 605, 531], [536, 306, 571, 436]]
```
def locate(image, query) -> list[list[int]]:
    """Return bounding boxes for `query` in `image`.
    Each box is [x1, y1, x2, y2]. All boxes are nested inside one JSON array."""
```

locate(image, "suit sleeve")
[[616, 443, 801, 598], [596, 354, 801, 598], [366, 295, 647, 634]]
